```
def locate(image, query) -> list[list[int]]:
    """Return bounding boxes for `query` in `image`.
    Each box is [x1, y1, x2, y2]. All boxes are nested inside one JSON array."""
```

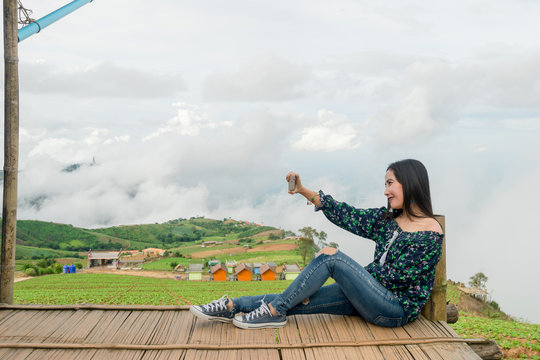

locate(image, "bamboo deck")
[[0, 305, 482, 360]]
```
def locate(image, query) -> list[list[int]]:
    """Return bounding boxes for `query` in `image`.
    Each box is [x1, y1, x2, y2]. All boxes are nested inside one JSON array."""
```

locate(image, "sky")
[[2, 0, 539, 323]]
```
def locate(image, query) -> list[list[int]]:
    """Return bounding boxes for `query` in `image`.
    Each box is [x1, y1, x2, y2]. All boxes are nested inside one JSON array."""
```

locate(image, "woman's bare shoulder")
[[421, 218, 443, 234]]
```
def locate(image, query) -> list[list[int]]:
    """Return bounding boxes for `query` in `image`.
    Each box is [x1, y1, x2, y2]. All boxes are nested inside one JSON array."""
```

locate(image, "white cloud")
[[203, 54, 309, 102], [83, 128, 109, 146], [143, 103, 233, 141], [292, 110, 366, 152], [20, 61, 185, 98], [28, 137, 77, 162], [103, 135, 131, 145], [13, 104, 294, 227]]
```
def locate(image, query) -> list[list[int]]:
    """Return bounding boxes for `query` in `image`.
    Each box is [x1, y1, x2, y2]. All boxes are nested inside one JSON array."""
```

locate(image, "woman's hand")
[[317, 246, 338, 256], [286, 171, 322, 206], [286, 172, 303, 194]]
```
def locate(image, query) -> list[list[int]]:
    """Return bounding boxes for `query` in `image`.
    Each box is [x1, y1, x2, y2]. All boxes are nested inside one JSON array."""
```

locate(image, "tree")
[[297, 237, 316, 266], [469, 272, 488, 290], [298, 227, 317, 241], [298, 227, 328, 250], [317, 231, 328, 249]]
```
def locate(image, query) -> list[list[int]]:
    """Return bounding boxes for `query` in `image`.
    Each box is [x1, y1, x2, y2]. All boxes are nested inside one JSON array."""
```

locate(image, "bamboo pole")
[[0, 0, 19, 304], [421, 215, 447, 321], [0, 337, 494, 351]]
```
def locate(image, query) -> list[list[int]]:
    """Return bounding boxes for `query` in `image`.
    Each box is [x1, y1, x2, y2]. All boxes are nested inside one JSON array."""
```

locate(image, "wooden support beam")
[[1, 0, 20, 305], [421, 215, 447, 321]]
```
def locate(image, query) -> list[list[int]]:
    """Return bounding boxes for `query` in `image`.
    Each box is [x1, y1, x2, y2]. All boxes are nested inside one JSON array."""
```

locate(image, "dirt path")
[[14, 275, 31, 283]]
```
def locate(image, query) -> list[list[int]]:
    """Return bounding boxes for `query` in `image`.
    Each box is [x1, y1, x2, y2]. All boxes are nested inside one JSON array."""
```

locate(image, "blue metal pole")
[[18, 0, 94, 42]]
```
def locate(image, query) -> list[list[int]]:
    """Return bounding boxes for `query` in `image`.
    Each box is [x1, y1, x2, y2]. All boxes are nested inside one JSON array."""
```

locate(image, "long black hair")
[[385, 159, 434, 219]]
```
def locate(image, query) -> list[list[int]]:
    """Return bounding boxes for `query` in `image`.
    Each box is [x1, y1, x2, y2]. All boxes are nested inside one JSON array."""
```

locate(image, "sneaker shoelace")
[[202, 295, 229, 312], [246, 301, 271, 321]]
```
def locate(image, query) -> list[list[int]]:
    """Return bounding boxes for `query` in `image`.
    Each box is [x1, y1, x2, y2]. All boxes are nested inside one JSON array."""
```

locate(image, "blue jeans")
[[232, 251, 407, 327]]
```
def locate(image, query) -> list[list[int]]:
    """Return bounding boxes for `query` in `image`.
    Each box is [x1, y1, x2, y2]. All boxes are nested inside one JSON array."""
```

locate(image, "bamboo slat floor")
[[0, 305, 483, 360]]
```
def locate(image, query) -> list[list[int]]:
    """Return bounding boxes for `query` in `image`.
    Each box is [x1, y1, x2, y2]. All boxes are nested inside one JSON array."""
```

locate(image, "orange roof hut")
[[259, 263, 276, 281], [235, 263, 252, 282], [211, 264, 227, 282]]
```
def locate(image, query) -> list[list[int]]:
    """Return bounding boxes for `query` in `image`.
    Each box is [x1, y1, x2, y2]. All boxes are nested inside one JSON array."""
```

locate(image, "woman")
[[190, 159, 443, 329]]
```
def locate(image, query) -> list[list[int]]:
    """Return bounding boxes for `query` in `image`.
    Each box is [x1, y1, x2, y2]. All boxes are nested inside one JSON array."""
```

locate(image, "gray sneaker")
[[190, 295, 234, 323], [232, 301, 287, 329]]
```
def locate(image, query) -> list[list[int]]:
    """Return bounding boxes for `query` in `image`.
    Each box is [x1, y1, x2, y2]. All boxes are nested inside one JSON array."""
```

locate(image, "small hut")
[[86, 250, 121, 268], [252, 262, 264, 275], [259, 263, 276, 281], [188, 263, 204, 281], [174, 263, 186, 272], [208, 259, 221, 267], [225, 260, 237, 274], [282, 263, 301, 280], [235, 263, 252, 282], [211, 264, 227, 282]]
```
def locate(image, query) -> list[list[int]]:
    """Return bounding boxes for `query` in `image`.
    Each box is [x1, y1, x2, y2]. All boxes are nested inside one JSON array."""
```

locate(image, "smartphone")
[[288, 176, 296, 191]]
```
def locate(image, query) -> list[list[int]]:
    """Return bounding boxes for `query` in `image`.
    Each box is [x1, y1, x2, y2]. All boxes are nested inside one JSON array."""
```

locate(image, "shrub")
[[53, 263, 63, 274], [170, 261, 178, 270], [24, 268, 37, 277], [489, 301, 500, 311], [36, 258, 55, 268], [75, 262, 83, 269]]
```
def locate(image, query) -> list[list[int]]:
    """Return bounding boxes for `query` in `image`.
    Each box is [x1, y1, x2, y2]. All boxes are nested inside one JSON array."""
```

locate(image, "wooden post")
[[0, 0, 19, 304], [421, 215, 447, 321]]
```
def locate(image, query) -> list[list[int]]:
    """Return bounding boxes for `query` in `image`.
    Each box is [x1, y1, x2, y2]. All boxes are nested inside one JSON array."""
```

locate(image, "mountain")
[[0, 217, 282, 260]]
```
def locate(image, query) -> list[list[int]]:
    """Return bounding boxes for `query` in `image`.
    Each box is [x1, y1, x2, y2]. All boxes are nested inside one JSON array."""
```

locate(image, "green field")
[[15, 245, 78, 260], [141, 250, 303, 271], [14, 273, 293, 305], [142, 257, 195, 270]]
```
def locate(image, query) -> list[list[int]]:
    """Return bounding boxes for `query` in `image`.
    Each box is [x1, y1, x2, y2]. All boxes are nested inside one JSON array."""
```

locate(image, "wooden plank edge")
[[0, 338, 495, 350]]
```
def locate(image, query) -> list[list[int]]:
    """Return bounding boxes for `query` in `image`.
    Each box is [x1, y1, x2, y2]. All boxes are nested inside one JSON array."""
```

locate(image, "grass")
[[15, 245, 78, 260], [142, 257, 194, 270], [450, 311, 539, 359], [213, 250, 302, 265], [13, 273, 294, 305]]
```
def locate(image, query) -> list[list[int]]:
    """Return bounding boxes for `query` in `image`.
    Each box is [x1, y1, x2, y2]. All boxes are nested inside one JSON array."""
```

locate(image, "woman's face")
[[384, 169, 404, 210]]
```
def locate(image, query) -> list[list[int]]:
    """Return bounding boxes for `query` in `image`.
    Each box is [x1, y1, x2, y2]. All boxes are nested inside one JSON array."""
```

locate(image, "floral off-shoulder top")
[[315, 191, 444, 322]]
